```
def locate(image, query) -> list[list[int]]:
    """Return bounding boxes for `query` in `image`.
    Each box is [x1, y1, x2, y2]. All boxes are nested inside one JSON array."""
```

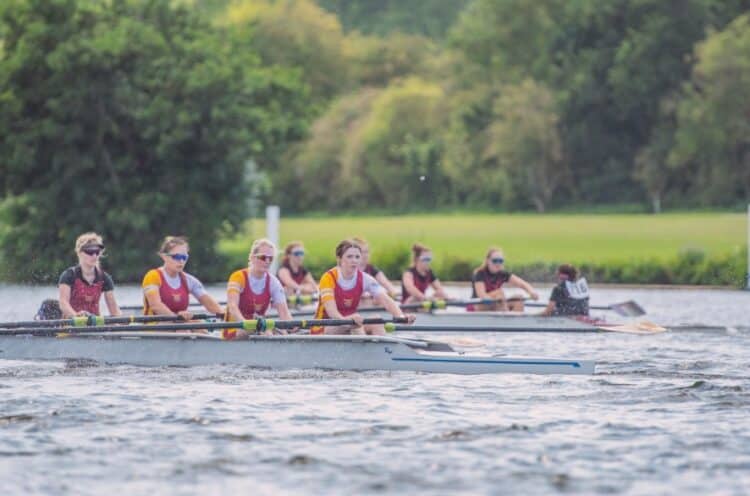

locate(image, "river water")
[[1, 284, 749, 495]]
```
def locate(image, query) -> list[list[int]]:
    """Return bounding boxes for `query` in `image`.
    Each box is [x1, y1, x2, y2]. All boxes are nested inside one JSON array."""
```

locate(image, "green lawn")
[[219, 212, 746, 266]]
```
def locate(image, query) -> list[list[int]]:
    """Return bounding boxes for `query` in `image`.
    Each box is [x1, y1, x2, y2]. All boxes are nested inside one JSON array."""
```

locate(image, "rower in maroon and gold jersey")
[[401, 243, 448, 304]]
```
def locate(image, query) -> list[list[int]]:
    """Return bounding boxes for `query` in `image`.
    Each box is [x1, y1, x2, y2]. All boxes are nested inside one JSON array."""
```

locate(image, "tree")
[[0, 0, 308, 282], [669, 14, 750, 205]]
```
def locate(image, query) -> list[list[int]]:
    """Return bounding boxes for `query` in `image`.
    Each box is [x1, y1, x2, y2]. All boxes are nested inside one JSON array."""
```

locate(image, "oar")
[[0, 317, 409, 336], [387, 321, 666, 335], [0, 313, 222, 329], [522, 299, 646, 317]]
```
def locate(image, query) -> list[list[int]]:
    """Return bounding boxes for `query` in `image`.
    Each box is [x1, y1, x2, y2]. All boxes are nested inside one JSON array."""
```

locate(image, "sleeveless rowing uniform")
[[468, 268, 512, 311], [401, 267, 436, 303], [550, 278, 590, 316], [278, 261, 309, 288], [231, 270, 272, 319], [363, 263, 381, 277], [142, 268, 190, 315], [311, 267, 365, 334], [57, 265, 114, 316]]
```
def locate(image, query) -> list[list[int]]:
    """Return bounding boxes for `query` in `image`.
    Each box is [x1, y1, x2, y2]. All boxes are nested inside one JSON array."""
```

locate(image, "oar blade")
[[597, 321, 666, 334], [609, 300, 646, 317]]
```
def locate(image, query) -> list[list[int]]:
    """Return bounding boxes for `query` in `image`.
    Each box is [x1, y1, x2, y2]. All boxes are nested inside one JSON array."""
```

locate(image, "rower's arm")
[[373, 292, 405, 318], [198, 293, 223, 314], [58, 284, 78, 318], [277, 267, 300, 293], [431, 279, 449, 299], [322, 299, 343, 319], [508, 275, 539, 300], [402, 272, 424, 300], [144, 290, 175, 316], [301, 272, 317, 294], [103, 291, 121, 316], [540, 300, 556, 316], [226, 290, 243, 322], [375, 272, 399, 296]]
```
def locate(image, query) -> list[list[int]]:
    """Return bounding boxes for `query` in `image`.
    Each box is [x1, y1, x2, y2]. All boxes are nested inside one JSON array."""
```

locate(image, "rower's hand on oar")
[[75, 310, 93, 317], [350, 313, 365, 327], [177, 310, 194, 321], [399, 314, 416, 325], [528, 291, 540, 301]]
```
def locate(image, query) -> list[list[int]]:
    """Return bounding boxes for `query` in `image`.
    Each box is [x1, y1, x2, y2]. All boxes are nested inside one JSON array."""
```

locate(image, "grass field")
[[219, 213, 747, 267]]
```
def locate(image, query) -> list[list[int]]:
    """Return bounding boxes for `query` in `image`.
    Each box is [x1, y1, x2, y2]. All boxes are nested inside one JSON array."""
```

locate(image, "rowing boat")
[[0, 333, 595, 375], [414, 310, 606, 330]]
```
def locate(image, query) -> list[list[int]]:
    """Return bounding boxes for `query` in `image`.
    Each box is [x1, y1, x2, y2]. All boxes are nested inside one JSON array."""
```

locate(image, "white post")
[[747, 204, 750, 290], [266, 205, 280, 274]]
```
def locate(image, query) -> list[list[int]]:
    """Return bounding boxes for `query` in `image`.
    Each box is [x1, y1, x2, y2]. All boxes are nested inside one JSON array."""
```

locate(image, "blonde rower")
[[142, 236, 223, 319], [54, 232, 121, 319], [277, 241, 317, 295], [401, 243, 448, 304], [312, 239, 415, 335], [224, 239, 295, 339], [470, 248, 538, 311]]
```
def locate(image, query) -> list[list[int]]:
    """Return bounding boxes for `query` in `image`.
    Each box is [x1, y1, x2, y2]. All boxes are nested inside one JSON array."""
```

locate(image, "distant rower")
[[401, 243, 448, 304], [277, 241, 317, 296], [142, 236, 223, 319], [470, 248, 538, 311], [541, 264, 590, 316], [224, 238, 295, 339], [353, 237, 399, 298], [36, 232, 122, 320], [312, 239, 415, 335]]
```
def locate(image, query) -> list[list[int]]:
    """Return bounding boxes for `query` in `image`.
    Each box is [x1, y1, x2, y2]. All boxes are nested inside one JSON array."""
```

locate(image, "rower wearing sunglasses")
[[142, 236, 223, 319], [401, 243, 448, 304], [40, 232, 122, 319], [224, 239, 296, 338], [277, 241, 317, 296], [470, 248, 538, 312], [311, 239, 415, 335]]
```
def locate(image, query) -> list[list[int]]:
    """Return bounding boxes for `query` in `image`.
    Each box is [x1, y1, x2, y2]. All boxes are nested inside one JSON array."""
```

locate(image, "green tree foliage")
[[222, 0, 350, 102], [0, 0, 308, 282], [669, 14, 750, 205], [317, 0, 470, 38]]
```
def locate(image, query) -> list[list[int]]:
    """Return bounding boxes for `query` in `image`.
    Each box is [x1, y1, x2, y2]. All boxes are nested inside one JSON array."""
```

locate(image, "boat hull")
[[414, 311, 603, 330], [0, 334, 595, 375]]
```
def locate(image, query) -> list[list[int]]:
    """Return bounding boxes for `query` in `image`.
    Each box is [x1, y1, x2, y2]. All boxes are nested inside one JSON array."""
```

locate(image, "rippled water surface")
[[1, 284, 749, 495]]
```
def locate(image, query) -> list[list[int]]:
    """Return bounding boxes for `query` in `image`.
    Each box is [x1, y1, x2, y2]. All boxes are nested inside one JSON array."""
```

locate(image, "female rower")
[[352, 237, 399, 298], [224, 239, 296, 339], [142, 236, 223, 319], [401, 243, 448, 304], [312, 239, 415, 335], [470, 248, 539, 312], [540, 264, 590, 316], [52, 232, 121, 319], [277, 241, 317, 295]]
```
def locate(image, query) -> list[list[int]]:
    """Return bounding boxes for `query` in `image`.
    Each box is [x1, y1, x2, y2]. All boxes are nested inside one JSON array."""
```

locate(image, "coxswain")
[[44, 232, 121, 319], [540, 264, 590, 316], [470, 248, 539, 311], [277, 241, 317, 296], [224, 239, 296, 339], [401, 243, 448, 304], [142, 236, 223, 319], [311, 239, 415, 335]]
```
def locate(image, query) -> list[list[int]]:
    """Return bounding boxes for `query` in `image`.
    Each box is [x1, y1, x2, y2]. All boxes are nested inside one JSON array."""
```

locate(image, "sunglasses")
[[420, 257, 433, 263], [255, 254, 274, 263], [166, 253, 189, 262], [82, 248, 103, 256], [291, 250, 305, 257], [490, 257, 505, 264]]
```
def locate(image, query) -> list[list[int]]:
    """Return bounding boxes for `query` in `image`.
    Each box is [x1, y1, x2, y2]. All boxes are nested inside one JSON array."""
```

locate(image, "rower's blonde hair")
[[474, 247, 504, 274], [250, 238, 276, 256], [75, 232, 104, 254], [159, 236, 188, 254]]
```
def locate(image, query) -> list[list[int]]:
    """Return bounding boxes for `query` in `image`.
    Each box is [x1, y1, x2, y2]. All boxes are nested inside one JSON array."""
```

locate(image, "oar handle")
[[0, 313, 223, 329]]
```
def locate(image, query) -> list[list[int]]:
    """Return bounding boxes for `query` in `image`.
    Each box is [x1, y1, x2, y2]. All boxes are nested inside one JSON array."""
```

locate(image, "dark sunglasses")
[[255, 254, 274, 263], [420, 256, 433, 262], [166, 253, 189, 262], [490, 257, 505, 264], [82, 248, 103, 256], [291, 250, 305, 257]]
